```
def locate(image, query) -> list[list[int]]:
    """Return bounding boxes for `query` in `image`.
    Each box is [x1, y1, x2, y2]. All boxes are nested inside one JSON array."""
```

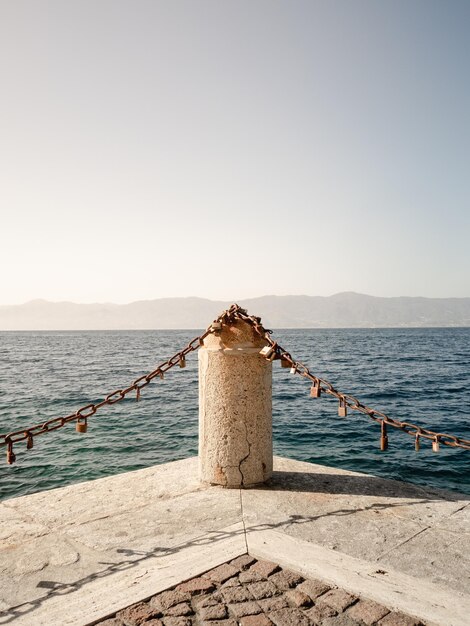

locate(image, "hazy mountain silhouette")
[[0, 293, 469, 329]]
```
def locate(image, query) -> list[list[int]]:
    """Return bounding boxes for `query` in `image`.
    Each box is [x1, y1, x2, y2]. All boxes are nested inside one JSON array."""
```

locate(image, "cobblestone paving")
[[96, 556, 425, 626]]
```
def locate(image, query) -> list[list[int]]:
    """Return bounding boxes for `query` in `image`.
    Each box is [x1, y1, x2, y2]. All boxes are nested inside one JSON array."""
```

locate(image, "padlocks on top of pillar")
[[203, 317, 268, 352]]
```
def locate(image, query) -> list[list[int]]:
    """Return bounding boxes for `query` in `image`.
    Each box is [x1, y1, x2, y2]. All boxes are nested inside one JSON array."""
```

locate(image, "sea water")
[[0, 328, 469, 501]]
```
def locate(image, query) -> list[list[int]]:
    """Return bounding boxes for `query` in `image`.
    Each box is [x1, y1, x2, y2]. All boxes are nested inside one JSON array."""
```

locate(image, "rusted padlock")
[[26, 432, 34, 449], [179, 356, 186, 368], [380, 421, 388, 451], [76, 419, 87, 434], [310, 381, 321, 398], [6, 441, 15, 465], [338, 399, 347, 417], [280, 358, 290, 368]]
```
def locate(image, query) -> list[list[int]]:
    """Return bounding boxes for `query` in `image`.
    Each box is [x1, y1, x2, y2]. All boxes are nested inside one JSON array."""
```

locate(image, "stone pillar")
[[198, 319, 273, 487]]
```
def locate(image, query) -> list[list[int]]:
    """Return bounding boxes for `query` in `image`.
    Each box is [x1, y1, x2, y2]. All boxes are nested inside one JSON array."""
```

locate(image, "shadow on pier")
[[263, 470, 469, 500], [1, 470, 467, 624]]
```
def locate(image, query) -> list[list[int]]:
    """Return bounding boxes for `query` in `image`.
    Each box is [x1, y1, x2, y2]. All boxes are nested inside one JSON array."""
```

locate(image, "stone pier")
[[0, 456, 469, 626]]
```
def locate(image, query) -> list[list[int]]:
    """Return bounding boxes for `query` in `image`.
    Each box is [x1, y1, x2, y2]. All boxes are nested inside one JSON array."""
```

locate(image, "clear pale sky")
[[1, 0, 469, 304]]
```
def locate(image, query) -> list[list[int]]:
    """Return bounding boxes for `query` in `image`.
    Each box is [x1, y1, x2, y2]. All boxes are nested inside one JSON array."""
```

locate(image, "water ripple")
[[0, 328, 469, 500]]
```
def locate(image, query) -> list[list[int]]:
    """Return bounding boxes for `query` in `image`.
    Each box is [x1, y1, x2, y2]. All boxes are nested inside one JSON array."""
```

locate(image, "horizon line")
[[2, 291, 470, 307]]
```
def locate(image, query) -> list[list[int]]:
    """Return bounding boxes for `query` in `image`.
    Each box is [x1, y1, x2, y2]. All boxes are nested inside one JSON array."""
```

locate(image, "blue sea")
[[1, 328, 469, 501]]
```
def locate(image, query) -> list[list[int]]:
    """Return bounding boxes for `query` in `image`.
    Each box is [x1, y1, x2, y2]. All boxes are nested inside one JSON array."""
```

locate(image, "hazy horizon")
[[1, 1, 469, 305], [3, 290, 470, 307], [2, 293, 469, 330]]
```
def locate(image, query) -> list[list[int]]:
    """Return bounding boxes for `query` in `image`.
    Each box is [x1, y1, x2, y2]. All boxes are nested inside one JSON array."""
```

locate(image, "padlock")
[[338, 399, 347, 417], [280, 358, 290, 368], [261, 342, 278, 361], [135, 387, 141, 402], [290, 363, 297, 374], [259, 345, 274, 358], [267, 348, 277, 362], [211, 322, 223, 333], [158, 370, 164, 380], [179, 356, 186, 368], [310, 381, 321, 398], [76, 419, 87, 434], [380, 421, 388, 451], [26, 432, 34, 449], [6, 442, 15, 465], [432, 437, 440, 452], [415, 434, 420, 452]]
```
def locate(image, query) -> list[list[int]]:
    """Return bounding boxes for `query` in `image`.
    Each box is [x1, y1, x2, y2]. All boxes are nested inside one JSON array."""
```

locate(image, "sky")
[[1, 0, 469, 305]]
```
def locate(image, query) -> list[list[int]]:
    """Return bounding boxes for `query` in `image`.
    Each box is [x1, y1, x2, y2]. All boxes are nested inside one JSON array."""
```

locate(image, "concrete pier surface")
[[0, 456, 468, 626]]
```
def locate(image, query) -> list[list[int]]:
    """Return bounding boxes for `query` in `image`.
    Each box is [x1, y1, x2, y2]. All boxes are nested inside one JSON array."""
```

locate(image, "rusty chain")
[[0, 325, 219, 464], [222, 304, 470, 452], [2, 304, 469, 464]]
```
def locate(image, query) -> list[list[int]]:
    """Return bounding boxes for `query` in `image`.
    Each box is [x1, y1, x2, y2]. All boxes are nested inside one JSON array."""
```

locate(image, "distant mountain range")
[[0, 293, 469, 330]]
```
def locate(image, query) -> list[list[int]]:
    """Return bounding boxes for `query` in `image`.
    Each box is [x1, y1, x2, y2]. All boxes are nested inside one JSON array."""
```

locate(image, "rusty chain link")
[[2, 304, 469, 464]]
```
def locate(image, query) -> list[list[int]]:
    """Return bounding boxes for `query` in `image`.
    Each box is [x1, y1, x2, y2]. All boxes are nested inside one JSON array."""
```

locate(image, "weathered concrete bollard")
[[199, 319, 273, 487]]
